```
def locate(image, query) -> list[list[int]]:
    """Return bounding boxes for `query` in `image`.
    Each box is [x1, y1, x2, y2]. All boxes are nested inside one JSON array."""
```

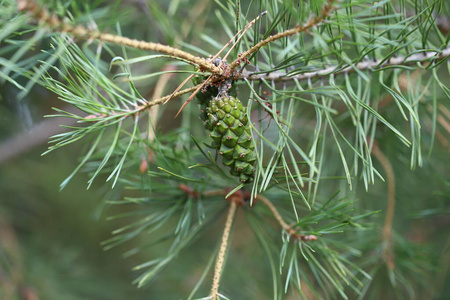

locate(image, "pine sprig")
[[238, 47, 450, 81], [17, 0, 222, 73], [228, 0, 336, 70], [1, 0, 448, 298]]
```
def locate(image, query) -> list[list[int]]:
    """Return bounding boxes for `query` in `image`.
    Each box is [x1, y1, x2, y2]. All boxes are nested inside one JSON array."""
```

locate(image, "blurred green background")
[[0, 84, 154, 299]]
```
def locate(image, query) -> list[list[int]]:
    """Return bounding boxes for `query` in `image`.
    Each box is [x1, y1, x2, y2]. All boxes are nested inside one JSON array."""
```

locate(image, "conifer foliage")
[[0, 0, 449, 299]]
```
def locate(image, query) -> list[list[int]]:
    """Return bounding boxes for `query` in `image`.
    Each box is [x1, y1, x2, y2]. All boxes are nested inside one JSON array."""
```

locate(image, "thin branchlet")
[[171, 11, 268, 116], [238, 47, 450, 82], [17, 0, 221, 74], [84, 85, 200, 120], [257, 195, 317, 241], [228, 0, 335, 70]]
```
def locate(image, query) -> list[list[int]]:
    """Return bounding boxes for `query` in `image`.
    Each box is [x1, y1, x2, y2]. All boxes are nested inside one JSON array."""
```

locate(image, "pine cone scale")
[[203, 96, 256, 183]]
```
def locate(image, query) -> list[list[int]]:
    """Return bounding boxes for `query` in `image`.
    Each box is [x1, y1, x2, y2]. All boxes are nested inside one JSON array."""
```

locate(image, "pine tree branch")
[[178, 184, 228, 198], [210, 200, 237, 299], [257, 195, 317, 242], [68, 43, 450, 124], [228, 0, 335, 70], [170, 12, 267, 116], [219, 11, 267, 67], [84, 84, 200, 120], [138, 84, 201, 110], [238, 46, 450, 82], [17, 0, 221, 73], [372, 143, 396, 270]]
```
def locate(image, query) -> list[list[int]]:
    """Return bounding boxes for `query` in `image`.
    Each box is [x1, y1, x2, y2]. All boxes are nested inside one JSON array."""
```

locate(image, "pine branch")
[[228, 0, 336, 70], [3, 0, 449, 297], [257, 194, 318, 242], [17, 0, 221, 73], [84, 84, 200, 120], [239, 46, 450, 82]]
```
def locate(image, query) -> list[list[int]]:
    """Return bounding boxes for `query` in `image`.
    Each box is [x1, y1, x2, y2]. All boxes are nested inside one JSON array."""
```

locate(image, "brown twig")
[[179, 185, 317, 241], [210, 200, 237, 299], [174, 74, 214, 118], [137, 85, 200, 111], [170, 11, 267, 116], [17, 0, 221, 74], [238, 46, 450, 82], [162, 21, 248, 110], [256, 195, 317, 242], [372, 143, 396, 270], [228, 0, 335, 70], [84, 84, 200, 121], [163, 74, 196, 105], [178, 184, 253, 205], [220, 11, 267, 66]]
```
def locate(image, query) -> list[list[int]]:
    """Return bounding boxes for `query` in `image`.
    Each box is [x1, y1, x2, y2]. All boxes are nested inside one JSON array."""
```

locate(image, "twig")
[[161, 24, 242, 109], [372, 143, 396, 270], [170, 11, 267, 116], [0, 74, 188, 165], [163, 74, 196, 105], [174, 74, 214, 118], [165, 18, 251, 106], [17, 0, 221, 74], [136, 85, 200, 111], [85, 84, 200, 120], [238, 46, 450, 82], [89, 45, 449, 122], [257, 195, 290, 229], [178, 184, 252, 204], [256, 195, 317, 241], [140, 65, 176, 173], [210, 200, 237, 299], [220, 11, 267, 66], [228, 0, 335, 70]]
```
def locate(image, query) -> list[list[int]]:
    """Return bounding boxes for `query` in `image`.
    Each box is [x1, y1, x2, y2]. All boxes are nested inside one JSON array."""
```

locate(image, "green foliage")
[[0, 0, 449, 299]]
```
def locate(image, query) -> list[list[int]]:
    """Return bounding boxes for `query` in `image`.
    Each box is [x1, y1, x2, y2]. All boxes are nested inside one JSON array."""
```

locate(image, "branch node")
[[258, 195, 317, 242]]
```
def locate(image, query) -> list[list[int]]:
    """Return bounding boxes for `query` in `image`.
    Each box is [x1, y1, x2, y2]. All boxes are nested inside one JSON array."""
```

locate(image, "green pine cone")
[[204, 96, 256, 183]]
